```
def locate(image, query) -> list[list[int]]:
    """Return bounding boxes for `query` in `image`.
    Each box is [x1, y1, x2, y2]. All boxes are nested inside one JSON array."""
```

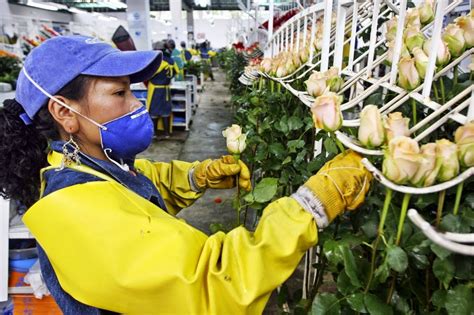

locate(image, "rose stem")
[[453, 182, 463, 216]]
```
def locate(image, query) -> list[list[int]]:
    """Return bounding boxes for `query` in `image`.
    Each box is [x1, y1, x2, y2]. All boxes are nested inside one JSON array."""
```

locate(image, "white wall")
[[0, 2, 249, 50], [1, 2, 71, 23]]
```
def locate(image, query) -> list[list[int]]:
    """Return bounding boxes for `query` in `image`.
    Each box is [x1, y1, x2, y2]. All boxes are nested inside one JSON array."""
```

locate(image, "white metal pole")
[[0, 198, 9, 302], [366, 0, 381, 78], [268, 0, 274, 52], [296, 18, 301, 51], [467, 88, 474, 122], [334, 2, 347, 71], [291, 20, 295, 49], [303, 14, 308, 48], [422, 0, 447, 100], [309, 11, 317, 63], [389, 0, 407, 85], [348, 0, 358, 71], [286, 24, 290, 51], [321, 0, 334, 72]]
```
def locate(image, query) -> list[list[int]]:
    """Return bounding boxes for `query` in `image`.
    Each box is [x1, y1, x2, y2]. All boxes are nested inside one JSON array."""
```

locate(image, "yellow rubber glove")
[[304, 150, 372, 222], [193, 155, 252, 191]]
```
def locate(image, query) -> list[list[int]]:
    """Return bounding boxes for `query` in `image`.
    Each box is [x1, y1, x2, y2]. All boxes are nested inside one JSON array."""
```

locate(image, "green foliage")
[[183, 60, 202, 77], [224, 60, 474, 314], [0, 55, 21, 86], [219, 48, 248, 96]]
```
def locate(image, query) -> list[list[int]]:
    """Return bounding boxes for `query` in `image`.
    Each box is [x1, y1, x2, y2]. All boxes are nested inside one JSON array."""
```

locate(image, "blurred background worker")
[[147, 40, 178, 138], [180, 41, 193, 63], [199, 40, 216, 81], [167, 39, 184, 81]]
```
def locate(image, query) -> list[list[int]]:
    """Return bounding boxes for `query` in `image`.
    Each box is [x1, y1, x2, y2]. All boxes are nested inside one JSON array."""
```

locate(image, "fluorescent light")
[[27, 1, 58, 11], [69, 7, 87, 14]]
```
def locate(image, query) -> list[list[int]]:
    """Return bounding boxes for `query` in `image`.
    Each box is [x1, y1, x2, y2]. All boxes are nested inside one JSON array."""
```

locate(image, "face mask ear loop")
[[103, 148, 130, 172], [22, 68, 107, 131]]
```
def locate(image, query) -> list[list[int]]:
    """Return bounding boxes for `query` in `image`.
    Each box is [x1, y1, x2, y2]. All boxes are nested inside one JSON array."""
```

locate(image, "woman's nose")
[[129, 97, 142, 112]]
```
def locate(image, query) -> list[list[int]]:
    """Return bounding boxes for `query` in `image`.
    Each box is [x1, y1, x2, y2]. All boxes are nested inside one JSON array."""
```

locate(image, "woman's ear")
[[47, 96, 80, 134]]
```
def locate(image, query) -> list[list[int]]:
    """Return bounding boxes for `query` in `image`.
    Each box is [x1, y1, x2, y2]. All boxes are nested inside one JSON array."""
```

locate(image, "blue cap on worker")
[[15, 35, 162, 122]]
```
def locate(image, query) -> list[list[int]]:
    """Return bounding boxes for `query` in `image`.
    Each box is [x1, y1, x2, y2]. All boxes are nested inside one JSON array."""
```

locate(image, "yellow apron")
[[23, 152, 318, 314]]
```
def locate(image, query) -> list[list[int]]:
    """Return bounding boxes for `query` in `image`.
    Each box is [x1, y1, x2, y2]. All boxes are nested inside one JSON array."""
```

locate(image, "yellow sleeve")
[[134, 159, 203, 215], [173, 62, 179, 77], [24, 182, 318, 314]]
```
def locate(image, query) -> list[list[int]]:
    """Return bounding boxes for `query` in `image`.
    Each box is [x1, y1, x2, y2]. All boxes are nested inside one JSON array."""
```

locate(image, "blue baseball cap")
[[15, 35, 162, 120]]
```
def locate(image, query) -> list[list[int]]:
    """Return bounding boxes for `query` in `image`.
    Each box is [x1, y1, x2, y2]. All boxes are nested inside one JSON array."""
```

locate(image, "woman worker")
[[147, 40, 178, 138], [0, 35, 372, 314]]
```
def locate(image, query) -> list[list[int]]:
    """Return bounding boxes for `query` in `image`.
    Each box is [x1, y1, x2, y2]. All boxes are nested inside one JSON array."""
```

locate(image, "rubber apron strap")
[[40, 151, 117, 198]]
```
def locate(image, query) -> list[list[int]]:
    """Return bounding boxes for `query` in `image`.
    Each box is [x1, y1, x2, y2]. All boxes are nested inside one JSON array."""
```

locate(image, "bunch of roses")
[[385, 4, 473, 90]]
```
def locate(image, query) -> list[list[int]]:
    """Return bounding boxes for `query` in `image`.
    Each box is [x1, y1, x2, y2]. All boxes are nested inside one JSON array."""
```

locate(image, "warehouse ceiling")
[[41, 0, 244, 12]]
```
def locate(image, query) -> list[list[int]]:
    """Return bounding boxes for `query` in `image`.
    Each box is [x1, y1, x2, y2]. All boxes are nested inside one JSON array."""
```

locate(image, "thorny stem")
[[453, 64, 458, 86], [440, 77, 446, 104], [436, 190, 446, 227], [395, 193, 411, 245], [433, 83, 440, 103], [365, 188, 393, 293], [331, 132, 346, 154], [453, 182, 464, 216], [234, 154, 242, 226], [411, 98, 417, 126], [386, 275, 396, 304]]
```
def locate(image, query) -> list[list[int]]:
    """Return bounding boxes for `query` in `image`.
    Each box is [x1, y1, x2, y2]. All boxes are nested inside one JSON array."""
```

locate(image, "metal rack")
[[239, 0, 474, 298], [1, 197, 35, 302]]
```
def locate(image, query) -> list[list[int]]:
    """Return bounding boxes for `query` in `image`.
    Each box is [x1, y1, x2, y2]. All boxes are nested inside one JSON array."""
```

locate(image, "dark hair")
[[0, 75, 92, 207]]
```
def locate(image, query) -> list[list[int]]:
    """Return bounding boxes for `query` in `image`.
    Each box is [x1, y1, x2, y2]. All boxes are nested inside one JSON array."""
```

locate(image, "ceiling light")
[[26, 1, 58, 11]]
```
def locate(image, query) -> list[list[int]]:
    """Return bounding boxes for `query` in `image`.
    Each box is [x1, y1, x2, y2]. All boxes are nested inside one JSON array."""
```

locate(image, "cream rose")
[[419, 0, 434, 25], [412, 47, 429, 78], [386, 40, 411, 66], [222, 125, 247, 154], [384, 112, 410, 142], [398, 57, 421, 90], [411, 143, 440, 187], [406, 8, 421, 29], [405, 26, 425, 53], [326, 67, 344, 92], [259, 58, 272, 73], [436, 139, 460, 182], [358, 105, 385, 148], [385, 16, 398, 42], [454, 122, 474, 168], [305, 71, 327, 97], [443, 23, 466, 58], [311, 92, 343, 132], [455, 14, 474, 48], [423, 38, 451, 67], [383, 136, 421, 184]]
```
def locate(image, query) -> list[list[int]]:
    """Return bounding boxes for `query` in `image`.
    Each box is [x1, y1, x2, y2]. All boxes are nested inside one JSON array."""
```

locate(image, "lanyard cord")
[[22, 68, 107, 131]]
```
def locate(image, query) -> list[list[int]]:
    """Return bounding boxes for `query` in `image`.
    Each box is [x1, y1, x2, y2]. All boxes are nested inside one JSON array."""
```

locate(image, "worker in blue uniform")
[[180, 41, 193, 62], [199, 40, 216, 81], [0, 35, 372, 315], [147, 40, 178, 138], [167, 39, 184, 81]]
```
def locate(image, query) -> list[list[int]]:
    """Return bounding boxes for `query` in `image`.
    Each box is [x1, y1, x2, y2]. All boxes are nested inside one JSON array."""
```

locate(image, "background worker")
[[167, 39, 184, 81], [147, 40, 178, 138], [199, 40, 216, 81], [180, 41, 193, 63]]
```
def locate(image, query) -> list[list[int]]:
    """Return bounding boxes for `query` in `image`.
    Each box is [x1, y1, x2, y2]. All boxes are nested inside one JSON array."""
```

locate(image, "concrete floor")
[[138, 70, 240, 234], [138, 70, 302, 314]]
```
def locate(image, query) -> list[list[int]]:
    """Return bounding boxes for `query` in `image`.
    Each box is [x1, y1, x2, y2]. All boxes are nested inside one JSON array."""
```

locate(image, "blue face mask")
[[100, 106, 154, 163], [22, 69, 154, 171]]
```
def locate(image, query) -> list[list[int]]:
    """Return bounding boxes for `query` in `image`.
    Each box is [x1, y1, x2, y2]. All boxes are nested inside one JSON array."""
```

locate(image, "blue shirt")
[[36, 141, 168, 314]]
